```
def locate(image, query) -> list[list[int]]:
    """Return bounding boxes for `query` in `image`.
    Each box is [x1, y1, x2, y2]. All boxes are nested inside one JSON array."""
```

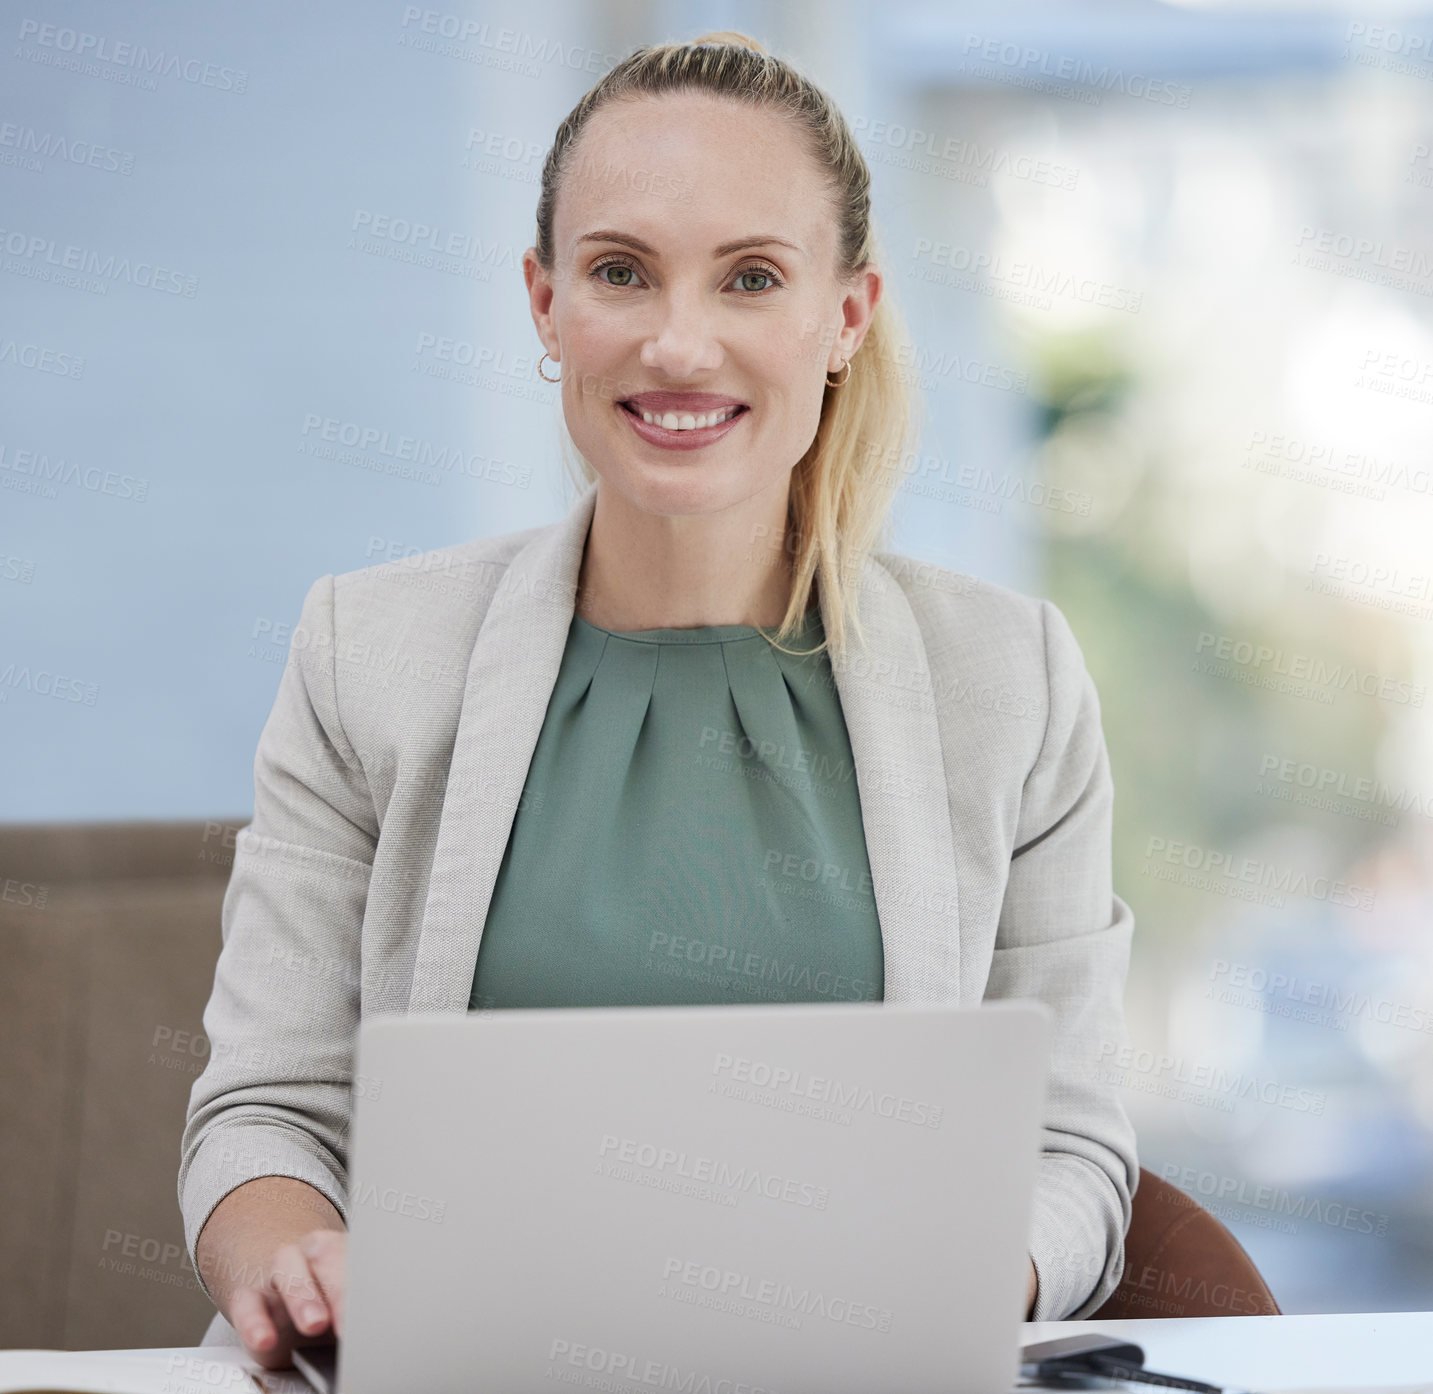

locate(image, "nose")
[[638, 285, 723, 379]]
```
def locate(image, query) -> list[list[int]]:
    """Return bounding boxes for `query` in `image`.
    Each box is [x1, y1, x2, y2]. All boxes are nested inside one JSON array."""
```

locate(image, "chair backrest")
[[0, 819, 233, 1349], [1088, 1167, 1281, 1319]]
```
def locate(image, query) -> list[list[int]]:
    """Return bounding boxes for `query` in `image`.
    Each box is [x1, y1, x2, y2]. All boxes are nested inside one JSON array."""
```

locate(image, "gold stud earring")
[[537, 352, 561, 383], [826, 359, 850, 387]]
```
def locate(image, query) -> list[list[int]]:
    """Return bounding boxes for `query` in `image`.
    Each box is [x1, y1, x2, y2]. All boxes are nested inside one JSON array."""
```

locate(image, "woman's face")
[[526, 91, 879, 519]]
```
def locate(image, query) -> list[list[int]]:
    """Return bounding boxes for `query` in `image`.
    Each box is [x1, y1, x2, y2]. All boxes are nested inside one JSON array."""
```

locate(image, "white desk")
[[91, 1311, 1433, 1392], [1022, 1312, 1432, 1390]]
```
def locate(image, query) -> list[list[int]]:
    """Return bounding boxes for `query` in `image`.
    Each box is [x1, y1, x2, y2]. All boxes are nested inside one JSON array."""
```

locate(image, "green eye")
[[587, 256, 784, 293]]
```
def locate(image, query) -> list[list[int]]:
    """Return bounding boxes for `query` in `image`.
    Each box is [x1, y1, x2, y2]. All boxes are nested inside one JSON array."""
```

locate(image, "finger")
[[253, 1283, 306, 1369], [229, 1286, 281, 1359], [267, 1241, 331, 1339], [300, 1230, 348, 1337], [252, 1288, 304, 1371]]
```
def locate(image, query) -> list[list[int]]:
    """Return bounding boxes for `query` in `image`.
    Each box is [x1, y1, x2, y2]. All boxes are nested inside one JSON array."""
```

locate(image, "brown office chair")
[[1087, 1168, 1281, 1319]]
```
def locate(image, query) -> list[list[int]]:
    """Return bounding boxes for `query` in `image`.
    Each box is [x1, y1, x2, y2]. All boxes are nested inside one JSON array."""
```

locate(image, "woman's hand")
[[195, 1176, 348, 1371], [227, 1228, 348, 1369]]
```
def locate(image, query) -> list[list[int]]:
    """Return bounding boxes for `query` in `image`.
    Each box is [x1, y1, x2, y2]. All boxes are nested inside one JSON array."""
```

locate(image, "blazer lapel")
[[823, 560, 963, 1004], [407, 480, 600, 1013], [406, 482, 963, 1013]]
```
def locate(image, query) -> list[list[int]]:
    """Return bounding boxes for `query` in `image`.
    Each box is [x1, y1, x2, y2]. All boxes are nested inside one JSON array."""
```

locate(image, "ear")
[[830, 262, 883, 372], [524, 247, 560, 361]]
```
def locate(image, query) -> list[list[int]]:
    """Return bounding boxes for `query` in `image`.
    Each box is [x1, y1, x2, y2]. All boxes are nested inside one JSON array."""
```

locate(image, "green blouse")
[[468, 603, 884, 1011]]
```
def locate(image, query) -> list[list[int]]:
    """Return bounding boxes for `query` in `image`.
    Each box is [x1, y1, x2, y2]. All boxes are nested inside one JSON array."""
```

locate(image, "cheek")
[[568, 318, 646, 405], [555, 298, 617, 358]]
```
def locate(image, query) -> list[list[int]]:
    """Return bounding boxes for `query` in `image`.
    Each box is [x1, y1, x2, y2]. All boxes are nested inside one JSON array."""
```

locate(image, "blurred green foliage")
[[1023, 327, 1391, 962]]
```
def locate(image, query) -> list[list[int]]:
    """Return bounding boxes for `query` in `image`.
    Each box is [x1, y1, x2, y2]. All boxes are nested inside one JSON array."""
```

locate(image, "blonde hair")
[[533, 30, 921, 662]]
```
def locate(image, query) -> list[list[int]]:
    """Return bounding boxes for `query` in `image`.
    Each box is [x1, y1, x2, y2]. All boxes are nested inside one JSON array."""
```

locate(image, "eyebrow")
[[573, 230, 806, 260]]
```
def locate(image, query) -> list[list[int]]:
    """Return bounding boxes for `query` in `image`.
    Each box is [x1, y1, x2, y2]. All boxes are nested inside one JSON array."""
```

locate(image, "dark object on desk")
[[1022, 1333, 1223, 1393], [1088, 1168, 1281, 1319], [292, 1343, 339, 1393]]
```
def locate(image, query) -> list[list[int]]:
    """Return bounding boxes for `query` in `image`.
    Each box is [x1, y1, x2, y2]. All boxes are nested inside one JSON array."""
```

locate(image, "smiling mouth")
[[620, 401, 749, 432]]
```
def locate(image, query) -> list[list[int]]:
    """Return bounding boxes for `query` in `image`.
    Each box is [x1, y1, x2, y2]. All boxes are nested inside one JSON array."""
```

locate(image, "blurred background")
[[2, 0, 1431, 1347]]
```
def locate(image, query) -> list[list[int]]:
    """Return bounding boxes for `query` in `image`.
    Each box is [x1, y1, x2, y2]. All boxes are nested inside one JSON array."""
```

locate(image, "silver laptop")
[[325, 999, 1052, 1394]]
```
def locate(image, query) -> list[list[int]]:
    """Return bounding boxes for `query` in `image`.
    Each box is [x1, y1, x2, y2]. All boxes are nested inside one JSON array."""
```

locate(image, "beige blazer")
[[180, 477, 1138, 1329]]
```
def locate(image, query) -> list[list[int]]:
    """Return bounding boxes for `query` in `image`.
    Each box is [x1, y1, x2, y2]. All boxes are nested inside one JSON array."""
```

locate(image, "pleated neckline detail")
[[572, 604, 822, 648]]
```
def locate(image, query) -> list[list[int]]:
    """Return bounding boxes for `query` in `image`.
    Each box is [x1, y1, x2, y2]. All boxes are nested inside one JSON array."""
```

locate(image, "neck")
[[576, 478, 800, 631]]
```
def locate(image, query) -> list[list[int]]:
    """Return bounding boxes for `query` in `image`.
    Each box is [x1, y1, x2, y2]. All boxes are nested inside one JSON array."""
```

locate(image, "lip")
[[622, 391, 747, 414], [617, 399, 748, 452]]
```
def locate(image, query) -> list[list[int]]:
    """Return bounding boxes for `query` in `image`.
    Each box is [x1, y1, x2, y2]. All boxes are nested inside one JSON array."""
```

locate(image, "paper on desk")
[[0, 1349, 264, 1394]]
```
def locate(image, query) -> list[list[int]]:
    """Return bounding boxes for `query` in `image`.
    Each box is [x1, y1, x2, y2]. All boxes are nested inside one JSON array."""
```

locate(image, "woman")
[[181, 30, 1138, 1366]]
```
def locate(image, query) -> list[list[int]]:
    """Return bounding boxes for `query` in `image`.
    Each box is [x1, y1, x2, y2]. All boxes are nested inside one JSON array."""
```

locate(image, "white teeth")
[[637, 405, 741, 430]]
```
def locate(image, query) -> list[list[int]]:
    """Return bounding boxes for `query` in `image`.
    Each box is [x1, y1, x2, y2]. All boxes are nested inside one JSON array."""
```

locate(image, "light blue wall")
[[3, 0, 597, 819]]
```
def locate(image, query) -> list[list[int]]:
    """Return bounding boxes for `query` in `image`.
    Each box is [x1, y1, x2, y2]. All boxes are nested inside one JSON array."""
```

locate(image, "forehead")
[[557, 91, 834, 258]]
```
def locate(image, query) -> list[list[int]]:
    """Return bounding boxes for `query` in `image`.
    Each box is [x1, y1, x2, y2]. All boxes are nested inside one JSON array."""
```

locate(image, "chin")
[[596, 459, 759, 521], [621, 468, 735, 517]]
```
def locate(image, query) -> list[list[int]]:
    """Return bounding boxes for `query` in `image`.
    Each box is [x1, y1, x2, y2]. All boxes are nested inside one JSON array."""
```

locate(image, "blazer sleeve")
[[177, 573, 377, 1302], [983, 597, 1140, 1321]]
